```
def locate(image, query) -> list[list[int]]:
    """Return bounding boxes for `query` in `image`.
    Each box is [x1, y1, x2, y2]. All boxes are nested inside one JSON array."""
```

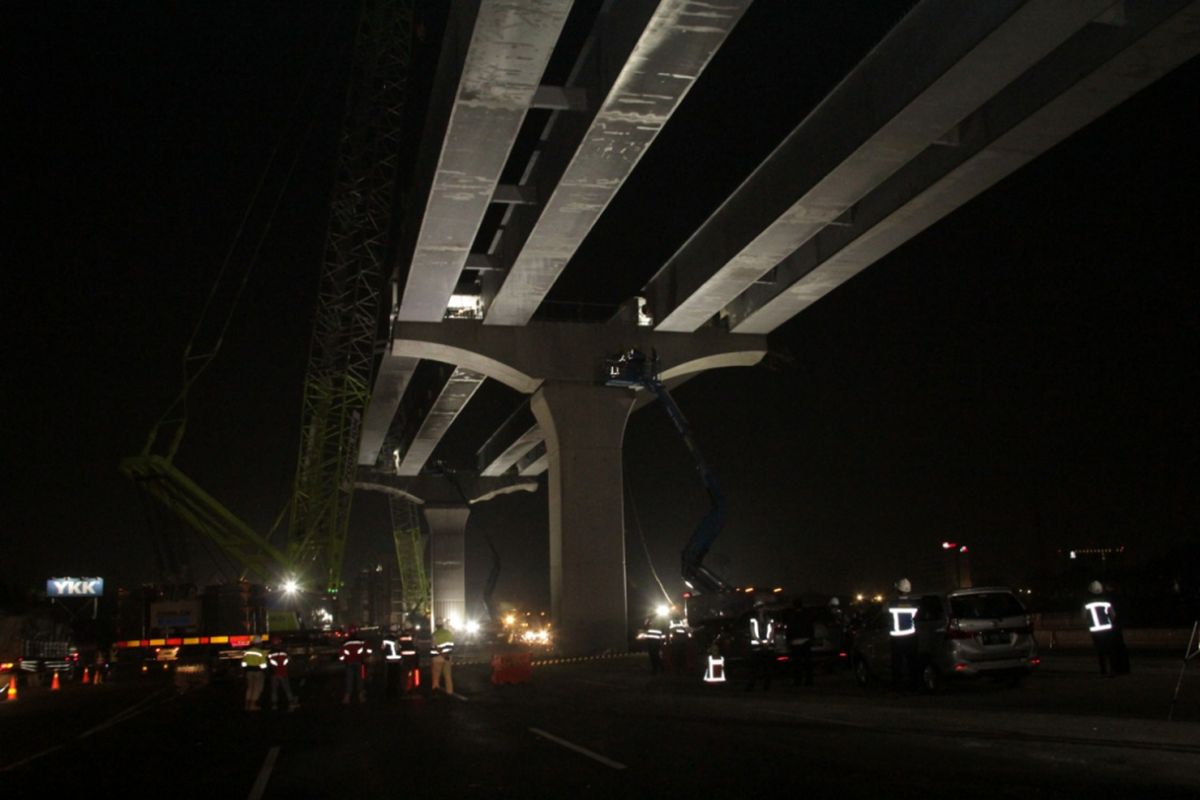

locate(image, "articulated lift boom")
[[605, 350, 732, 595]]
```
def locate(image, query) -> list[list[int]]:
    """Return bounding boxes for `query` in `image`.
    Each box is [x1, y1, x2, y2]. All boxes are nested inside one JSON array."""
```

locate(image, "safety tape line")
[[530, 652, 641, 667], [450, 652, 640, 668]]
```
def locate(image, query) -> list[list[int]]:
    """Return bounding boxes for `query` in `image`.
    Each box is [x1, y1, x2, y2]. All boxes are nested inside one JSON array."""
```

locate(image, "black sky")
[[4, 3, 1197, 615]]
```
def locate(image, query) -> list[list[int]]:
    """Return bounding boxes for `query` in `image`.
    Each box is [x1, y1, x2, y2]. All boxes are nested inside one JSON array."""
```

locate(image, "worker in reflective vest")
[[1084, 581, 1129, 675], [431, 620, 455, 695], [267, 638, 298, 711], [339, 628, 372, 704], [240, 638, 268, 712], [381, 633, 403, 699], [745, 603, 777, 691], [638, 619, 665, 674], [888, 578, 920, 688]]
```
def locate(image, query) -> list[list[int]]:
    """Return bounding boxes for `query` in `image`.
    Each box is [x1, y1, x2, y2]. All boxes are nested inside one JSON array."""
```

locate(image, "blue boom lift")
[[605, 349, 733, 597]]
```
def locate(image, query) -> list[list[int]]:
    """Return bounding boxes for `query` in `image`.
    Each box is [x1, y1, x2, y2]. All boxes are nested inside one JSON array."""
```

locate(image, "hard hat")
[[896, 578, 912, 594], [1088, 580, 1103, 595]]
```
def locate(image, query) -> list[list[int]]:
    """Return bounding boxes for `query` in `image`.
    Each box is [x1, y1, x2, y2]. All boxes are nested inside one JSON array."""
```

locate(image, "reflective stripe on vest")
[[340, 640, 368, 662], [1085, 601, 1114, 632], [889, 607, 918, 637], [241, 648, 267, 669]]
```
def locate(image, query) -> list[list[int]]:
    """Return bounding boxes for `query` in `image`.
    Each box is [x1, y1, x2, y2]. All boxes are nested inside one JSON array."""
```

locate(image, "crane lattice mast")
[[290, 0, 413, 595]]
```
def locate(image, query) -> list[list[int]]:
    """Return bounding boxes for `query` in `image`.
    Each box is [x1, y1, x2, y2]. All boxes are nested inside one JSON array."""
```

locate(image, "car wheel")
[[853, 657, 870, 688], [921, 664, 940, 693]]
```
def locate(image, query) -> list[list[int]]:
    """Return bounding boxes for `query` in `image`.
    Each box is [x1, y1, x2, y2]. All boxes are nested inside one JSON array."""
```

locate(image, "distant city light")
[[941, 541, 957, 550], [959, 545, 968, 553]]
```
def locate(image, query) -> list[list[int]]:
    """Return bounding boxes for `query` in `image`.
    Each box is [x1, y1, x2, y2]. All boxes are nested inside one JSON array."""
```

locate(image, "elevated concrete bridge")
[[356, 0, 1200, 652]]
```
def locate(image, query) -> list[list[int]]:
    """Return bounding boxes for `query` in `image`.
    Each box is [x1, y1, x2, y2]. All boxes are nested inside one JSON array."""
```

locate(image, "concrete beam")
[[358, 355, 419, 465], [398, 0, 572, 323], [355, 469, 539, 505], [483, 0, 751, 326], [395, 367, 486, 476], [390, 319, 768, 392], [517, 444, 548, 477], [481, 424, 543, 476], [729, 0, 1200, 333], [643, 0, 1118, 332]]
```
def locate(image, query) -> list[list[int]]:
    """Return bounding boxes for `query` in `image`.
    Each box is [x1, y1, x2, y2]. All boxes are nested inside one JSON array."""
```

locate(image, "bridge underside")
[[356, 0, 1200, 652]]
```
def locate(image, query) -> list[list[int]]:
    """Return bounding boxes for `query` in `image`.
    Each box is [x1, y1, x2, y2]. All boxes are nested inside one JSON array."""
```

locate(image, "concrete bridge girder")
[[388, 319, 768, 393], [643, 0, 1133, 334], [355, 471, 540, 507]]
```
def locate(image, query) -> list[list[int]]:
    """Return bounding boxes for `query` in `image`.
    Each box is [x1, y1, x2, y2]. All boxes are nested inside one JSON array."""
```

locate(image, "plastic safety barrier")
[[490, 652, 533, 685]]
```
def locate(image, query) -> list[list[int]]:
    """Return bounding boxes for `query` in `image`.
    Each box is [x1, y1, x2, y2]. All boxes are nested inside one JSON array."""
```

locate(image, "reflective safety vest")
[[639, 627, 664, 642], [888, 604, 919, 637], [399, 635, 417, 659], [431, 629, 454, 657], [704, 654, 726, 684], [339, 639, 370, 664], [268, 649, 289, 676], [749, 617, 776, 650], [241, 646, 267, 670], [1084, 601, 1115, 632], [381, 638, 403, 662]]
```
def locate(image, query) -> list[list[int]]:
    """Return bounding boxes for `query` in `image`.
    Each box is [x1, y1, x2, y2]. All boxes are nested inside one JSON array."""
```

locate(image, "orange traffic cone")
[[82, 667, 91, 685], [51, 671, 61, 691], [5, 676, 16, 701]]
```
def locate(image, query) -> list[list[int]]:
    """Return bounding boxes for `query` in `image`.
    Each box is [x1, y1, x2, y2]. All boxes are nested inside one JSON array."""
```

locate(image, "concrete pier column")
[[531, 382, 635, 653], [424, 505, 469, 629]]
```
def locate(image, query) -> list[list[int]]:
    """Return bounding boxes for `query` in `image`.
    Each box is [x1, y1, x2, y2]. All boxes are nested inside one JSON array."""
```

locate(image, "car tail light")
[[944, 620, 973, 640], [1029, 657, 1041, 666]]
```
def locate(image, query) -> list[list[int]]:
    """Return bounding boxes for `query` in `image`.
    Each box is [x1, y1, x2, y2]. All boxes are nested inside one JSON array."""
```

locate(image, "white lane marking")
[[0, 744, 65, 773], [79, 689, 168, 738], [246, 745, 280, 800], [529, 727, 626, 770], [1, 688, 169, 771]]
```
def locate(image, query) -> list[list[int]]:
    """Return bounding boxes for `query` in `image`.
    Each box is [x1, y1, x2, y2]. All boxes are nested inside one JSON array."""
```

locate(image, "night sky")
[[4, 3, 1197, 617]]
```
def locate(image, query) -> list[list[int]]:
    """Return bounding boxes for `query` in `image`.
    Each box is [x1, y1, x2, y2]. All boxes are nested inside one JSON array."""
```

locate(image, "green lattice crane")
[[288, 0, 414, 596], [389, 496, 430, 622], [124, 1, 415, 594]]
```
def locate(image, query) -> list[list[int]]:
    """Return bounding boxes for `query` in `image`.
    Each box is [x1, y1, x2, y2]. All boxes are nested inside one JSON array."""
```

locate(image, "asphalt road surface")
[[2, 651, 1198, 798]]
